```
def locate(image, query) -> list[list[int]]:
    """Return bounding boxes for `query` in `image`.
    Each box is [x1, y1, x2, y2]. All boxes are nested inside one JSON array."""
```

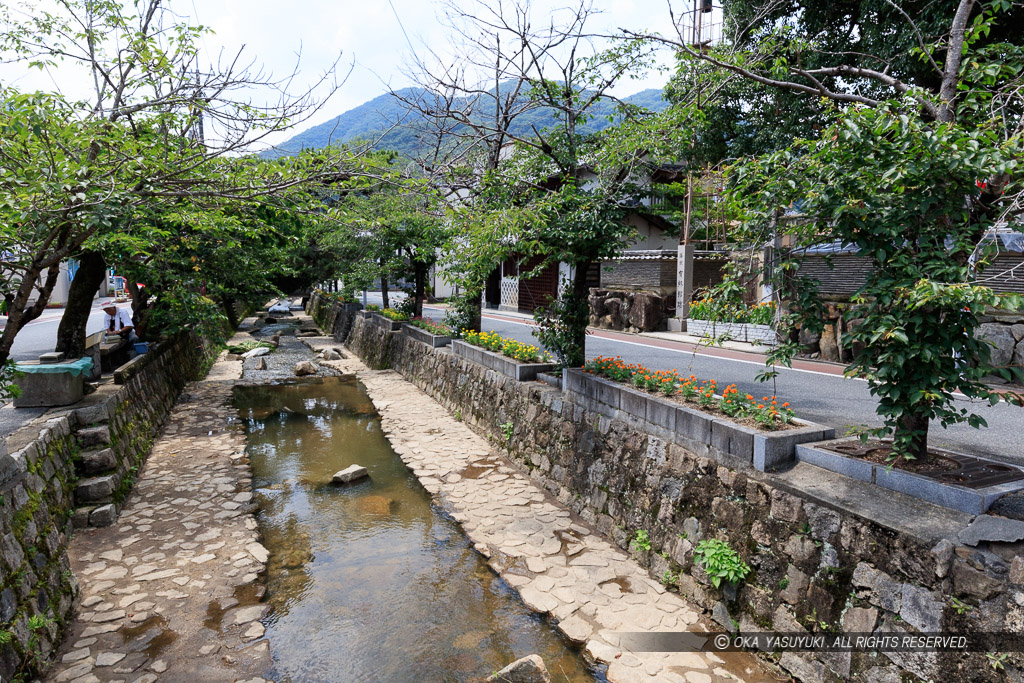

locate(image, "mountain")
[[261, 84, 668, 159]]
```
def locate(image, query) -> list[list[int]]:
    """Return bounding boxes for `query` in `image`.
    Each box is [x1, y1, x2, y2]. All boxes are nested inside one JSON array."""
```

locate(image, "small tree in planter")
[[730, 104, 1024, 460]]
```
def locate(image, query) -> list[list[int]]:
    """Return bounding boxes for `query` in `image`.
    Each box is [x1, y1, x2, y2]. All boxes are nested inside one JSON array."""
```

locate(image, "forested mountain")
[[262, 84, 667, 158]]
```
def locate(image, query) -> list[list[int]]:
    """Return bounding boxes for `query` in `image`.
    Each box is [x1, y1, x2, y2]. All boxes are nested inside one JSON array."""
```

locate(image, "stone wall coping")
[[773, 461, 972, 545]]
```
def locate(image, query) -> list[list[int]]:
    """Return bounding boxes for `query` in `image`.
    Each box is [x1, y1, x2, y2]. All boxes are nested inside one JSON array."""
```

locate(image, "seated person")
[[101, 301, 138, 343]]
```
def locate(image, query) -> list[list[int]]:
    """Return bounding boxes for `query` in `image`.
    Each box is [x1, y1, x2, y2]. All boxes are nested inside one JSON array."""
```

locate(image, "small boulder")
[[89, 504, 117, 528], [242, 346, 271, 359], [486, 654, 551, 683], [294, 361, 318, 376], [320, 349, 343, 361], [332, 465, 369, 484], [254, 357, 267, 371], [268, 302, 291, 315], [355, 495, 396, 515]]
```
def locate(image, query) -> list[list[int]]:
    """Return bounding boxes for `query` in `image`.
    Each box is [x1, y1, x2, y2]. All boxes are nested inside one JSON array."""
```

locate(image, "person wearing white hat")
[[101, 301, 138, 343]]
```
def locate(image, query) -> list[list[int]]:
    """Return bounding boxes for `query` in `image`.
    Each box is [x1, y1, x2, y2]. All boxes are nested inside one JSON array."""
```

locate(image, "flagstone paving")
[[46, 352, 273, 683], [318, 349, 776, 683], [45, 318, 775, 683]]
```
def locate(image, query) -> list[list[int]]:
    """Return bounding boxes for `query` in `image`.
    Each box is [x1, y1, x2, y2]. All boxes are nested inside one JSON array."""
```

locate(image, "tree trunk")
[[222, 296, 239, 330], [467, 291, 483, 332], [896, 409, 930, 460], [55, 251, 107, 358], [0, 260, 63, 366], [380, 260, 390, 310], [567, 260, 592, 368], [128, 281, 151, 339], [413, 261, 427, 318]]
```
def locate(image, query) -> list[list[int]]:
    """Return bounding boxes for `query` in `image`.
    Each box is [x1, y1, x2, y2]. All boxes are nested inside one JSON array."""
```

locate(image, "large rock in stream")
[[486, 654, 552, 683], [294, 360, 318, 376], [332, 465, 369, 484]]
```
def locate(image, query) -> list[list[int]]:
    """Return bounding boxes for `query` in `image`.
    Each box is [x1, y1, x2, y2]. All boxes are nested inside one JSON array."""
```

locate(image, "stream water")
[[234, 376, 602, 682]]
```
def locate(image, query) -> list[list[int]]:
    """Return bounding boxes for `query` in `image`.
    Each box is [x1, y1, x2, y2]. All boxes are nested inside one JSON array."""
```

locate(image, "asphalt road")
[[363, 291, 1024, 464], [6, 307, 107, 362]]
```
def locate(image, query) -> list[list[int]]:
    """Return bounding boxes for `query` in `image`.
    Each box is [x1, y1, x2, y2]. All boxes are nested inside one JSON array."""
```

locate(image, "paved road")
[[362, 291, 1023, 464], [5, 307, 107, 362], [1, 306, 109, 437]]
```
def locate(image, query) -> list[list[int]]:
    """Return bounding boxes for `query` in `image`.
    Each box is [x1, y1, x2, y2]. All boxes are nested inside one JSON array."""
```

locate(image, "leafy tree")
[[331, 160, 448, 316], [0, 0, 346, 369], [625, 0, 1024, 457]]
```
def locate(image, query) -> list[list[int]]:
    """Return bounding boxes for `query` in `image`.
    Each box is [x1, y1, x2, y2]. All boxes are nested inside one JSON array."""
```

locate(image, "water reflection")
[[235, 377, 601, 683]]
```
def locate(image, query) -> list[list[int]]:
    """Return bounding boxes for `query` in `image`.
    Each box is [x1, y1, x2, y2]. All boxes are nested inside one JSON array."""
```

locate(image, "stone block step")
[[76, 424, 111, 448], [78, 448, 117, 476], [75, 474, 119, 505]]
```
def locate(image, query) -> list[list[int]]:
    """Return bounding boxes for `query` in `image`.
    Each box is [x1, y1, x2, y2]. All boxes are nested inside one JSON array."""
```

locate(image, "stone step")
[[71, 503, 118, 528], [75, 474, 118, 505], [76, 424, 111, 448], [78, 448, 117, 476]]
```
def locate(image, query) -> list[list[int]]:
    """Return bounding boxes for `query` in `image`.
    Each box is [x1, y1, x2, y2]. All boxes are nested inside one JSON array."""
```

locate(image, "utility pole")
[[673, 0, 717, 328]]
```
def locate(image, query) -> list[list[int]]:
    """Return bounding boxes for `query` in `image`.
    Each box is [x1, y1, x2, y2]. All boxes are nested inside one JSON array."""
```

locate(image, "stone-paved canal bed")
[[45, 314, 776, 683], [42, 320, 318, 683], [313, 346, 778, 683]]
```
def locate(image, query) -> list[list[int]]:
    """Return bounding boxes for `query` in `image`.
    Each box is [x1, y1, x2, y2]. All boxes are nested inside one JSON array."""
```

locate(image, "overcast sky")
[[2, 0, 703, 149]]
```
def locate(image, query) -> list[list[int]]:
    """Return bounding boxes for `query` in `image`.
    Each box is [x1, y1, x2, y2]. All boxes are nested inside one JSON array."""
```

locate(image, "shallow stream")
[[234, 376, 601, 682]]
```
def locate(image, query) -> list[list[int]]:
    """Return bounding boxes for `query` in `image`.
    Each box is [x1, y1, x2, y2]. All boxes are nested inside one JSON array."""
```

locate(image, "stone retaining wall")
[[313, 292, 1023, 682], [0, 331, 220, 680]]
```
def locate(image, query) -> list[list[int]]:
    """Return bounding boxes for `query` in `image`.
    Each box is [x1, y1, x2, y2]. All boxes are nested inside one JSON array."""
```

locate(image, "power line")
[[387, 0, 417, 57]]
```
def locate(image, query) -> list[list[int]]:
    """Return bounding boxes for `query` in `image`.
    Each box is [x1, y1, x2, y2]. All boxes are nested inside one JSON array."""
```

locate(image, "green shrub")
[[694, 539, 750, 588]]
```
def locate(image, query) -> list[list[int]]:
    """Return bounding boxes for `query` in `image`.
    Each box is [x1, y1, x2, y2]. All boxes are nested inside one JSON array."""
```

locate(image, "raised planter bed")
[[402, 323, 452, 348], [687, 319, 776, 346], [796, 438, 1024, 514], [451, 340, 555, 382], [563, 368, 833, 471], [368, 313, 404, 332], [537, 372, 562, 390]]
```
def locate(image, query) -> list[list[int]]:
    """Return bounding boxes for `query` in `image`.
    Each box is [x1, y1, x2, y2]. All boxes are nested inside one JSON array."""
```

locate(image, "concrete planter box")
[[796, 438, 1024, 514], [537, 372, 563, 390], [369, 313, 404, 332], [687, 319, 715, 338], [563, 369, 834, 471], [744, 323, 776, 345], [688, 319, 775, 345], [402, 323, 452, 348], [359, 310, 373, 319], [451, 340, 555, 382]]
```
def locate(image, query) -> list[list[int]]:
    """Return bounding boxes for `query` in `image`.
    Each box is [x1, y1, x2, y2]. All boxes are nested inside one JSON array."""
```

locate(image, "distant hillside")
[[262, 84, 668, 159]]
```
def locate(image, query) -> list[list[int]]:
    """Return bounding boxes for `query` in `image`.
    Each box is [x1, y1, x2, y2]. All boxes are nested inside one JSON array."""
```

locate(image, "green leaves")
[[693, 539, 751, 589], [727, 98, 1023, 457]]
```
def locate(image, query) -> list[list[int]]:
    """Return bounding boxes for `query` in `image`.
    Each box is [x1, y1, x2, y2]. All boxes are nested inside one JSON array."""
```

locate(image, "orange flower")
[[782, 402, 790, 407]]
